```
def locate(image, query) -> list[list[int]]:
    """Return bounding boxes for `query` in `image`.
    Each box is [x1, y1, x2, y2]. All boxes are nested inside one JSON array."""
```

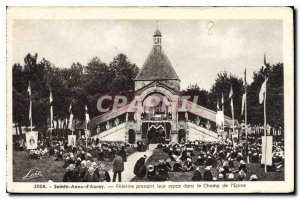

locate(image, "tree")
[[248, 63, 284, 128], [208, 71, 244, 121], [109, 54, 139, 94], [181, 84, 209, 107]]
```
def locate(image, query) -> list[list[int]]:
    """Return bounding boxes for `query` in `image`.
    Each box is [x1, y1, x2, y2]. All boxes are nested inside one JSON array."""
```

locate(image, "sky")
[[12, 19, 283, 90]]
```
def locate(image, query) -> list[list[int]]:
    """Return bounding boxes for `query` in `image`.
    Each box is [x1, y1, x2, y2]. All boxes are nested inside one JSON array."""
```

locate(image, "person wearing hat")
[[205, 155, 214, 166], [249, 174, 258, 181], [157, 159, 170, 179], [237, 169, 247, 181], [218, 167, 227, 180], [173, 159, 184, 172], [92, 162, 100, 178], [147, 165, 167, 181], [98, 148, 105, 161], [77, 160, 87, 180], [191, 167, 203, 181], [75, 157, 82, 168], [183, 158, 194, 172], [217, 173, 224, 181], [119, 145, 127, 162], [238, 160, 248, 173], [98, 164, 111, 182], [83, 166, 99, 182], [227, 173, 235, 181], [63, 156, 74, 168], [134, 155, 147, 177], [62, 164, 80, 182], [203, 166, 213, 181], [194, 155, 205, 166], [112, 152, 124, 182]]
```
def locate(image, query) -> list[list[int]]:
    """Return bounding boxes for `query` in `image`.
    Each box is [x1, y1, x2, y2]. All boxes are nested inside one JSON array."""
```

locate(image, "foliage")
[[12, 52, 283, 134], [12, 53, 139, 134]]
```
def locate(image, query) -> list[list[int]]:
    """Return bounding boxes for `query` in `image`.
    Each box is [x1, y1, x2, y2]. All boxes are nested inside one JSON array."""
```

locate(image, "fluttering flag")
[[49, 89, 53, 103], [28, 82, 32, 121], [217, 99, 220, 111], [259, 78, 269, 104], [261, 54, 268, 73], [68, 104, 73, 130], [68, 113, 74, 130], [229, 86, 234, 117], [221, 92, 224, 105], [50, 89, 53, 129], [241, 68, 247, 115], [27, 82, 31, 96], [241, 94, 246, 115], [85, 105, 90, 124], [221, 92, 224, 112], [229, 86, 233, 99]]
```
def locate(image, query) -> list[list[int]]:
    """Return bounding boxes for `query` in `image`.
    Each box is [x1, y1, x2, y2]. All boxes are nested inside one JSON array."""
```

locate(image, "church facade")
[[87, 29, 235, 144]]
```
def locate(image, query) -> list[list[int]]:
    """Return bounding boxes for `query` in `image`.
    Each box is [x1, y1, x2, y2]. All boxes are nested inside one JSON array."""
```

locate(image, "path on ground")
[[109, 144, 156, 182]]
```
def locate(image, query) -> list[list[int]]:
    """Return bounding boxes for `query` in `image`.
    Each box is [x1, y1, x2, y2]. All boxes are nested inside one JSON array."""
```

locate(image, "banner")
[[216, 111, 224, 126], [68, 135, 76, 147], [26, 131, 38, 149], [261, 136, 273, 166]]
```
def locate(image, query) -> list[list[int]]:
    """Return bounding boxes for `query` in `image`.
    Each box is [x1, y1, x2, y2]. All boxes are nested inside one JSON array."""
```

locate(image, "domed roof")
[[153, 29, 162, 37], [135, 46, 180, 81]]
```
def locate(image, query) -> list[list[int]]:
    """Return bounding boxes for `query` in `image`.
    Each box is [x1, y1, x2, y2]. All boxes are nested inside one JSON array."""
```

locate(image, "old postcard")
[[6, 7, 294, 193]]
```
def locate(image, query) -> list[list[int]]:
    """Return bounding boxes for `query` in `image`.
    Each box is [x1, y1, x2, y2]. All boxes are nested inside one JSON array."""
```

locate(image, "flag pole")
[[30, 98, 33, 132], [28, 81, 33, 133], [264, 76, 267, 173], [245, 85, 249, 163], [85, 121, 88, 149], [222, 92, 225, 133]]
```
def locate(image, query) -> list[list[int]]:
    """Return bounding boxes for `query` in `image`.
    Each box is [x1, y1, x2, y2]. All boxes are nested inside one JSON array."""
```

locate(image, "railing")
[[187, 122, 218, 140]]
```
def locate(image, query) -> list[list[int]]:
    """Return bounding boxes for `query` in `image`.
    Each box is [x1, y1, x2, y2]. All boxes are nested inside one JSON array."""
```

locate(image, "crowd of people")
[[133, 136, 285, 182], [14, 136, 130, 182], [14, 132, 284, 182]]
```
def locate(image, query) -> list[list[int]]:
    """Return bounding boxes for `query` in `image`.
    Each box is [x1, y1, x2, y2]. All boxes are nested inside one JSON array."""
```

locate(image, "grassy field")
[[13, 146, 136, 182], [131, 149, 284, 182]]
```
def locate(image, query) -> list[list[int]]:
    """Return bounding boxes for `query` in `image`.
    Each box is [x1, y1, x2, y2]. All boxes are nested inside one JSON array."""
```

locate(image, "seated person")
[[205, 155, 214, 166], [249, 174, 258, 181], [191, 167, 203, 181], [237, 169, 247, 181], [184, 158, 194, 172], [156, 160, 170, 179], [194, 156, 205, 166], [63, 164, 80, 182], [203, 166, 213, 181], [173, 159, 185, 172], [147, 165, 167, 181], [238, 160, 248, 173]]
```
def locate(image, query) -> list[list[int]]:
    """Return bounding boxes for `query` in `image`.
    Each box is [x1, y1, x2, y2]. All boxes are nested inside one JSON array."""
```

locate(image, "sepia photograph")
[[6, 7, 294, 193]]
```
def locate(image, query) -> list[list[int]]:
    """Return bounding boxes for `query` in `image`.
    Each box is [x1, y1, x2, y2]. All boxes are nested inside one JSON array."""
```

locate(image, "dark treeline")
[[13, 53, 284, 134], [182, 62, 284, 129], [13, 53, 139, 134]]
